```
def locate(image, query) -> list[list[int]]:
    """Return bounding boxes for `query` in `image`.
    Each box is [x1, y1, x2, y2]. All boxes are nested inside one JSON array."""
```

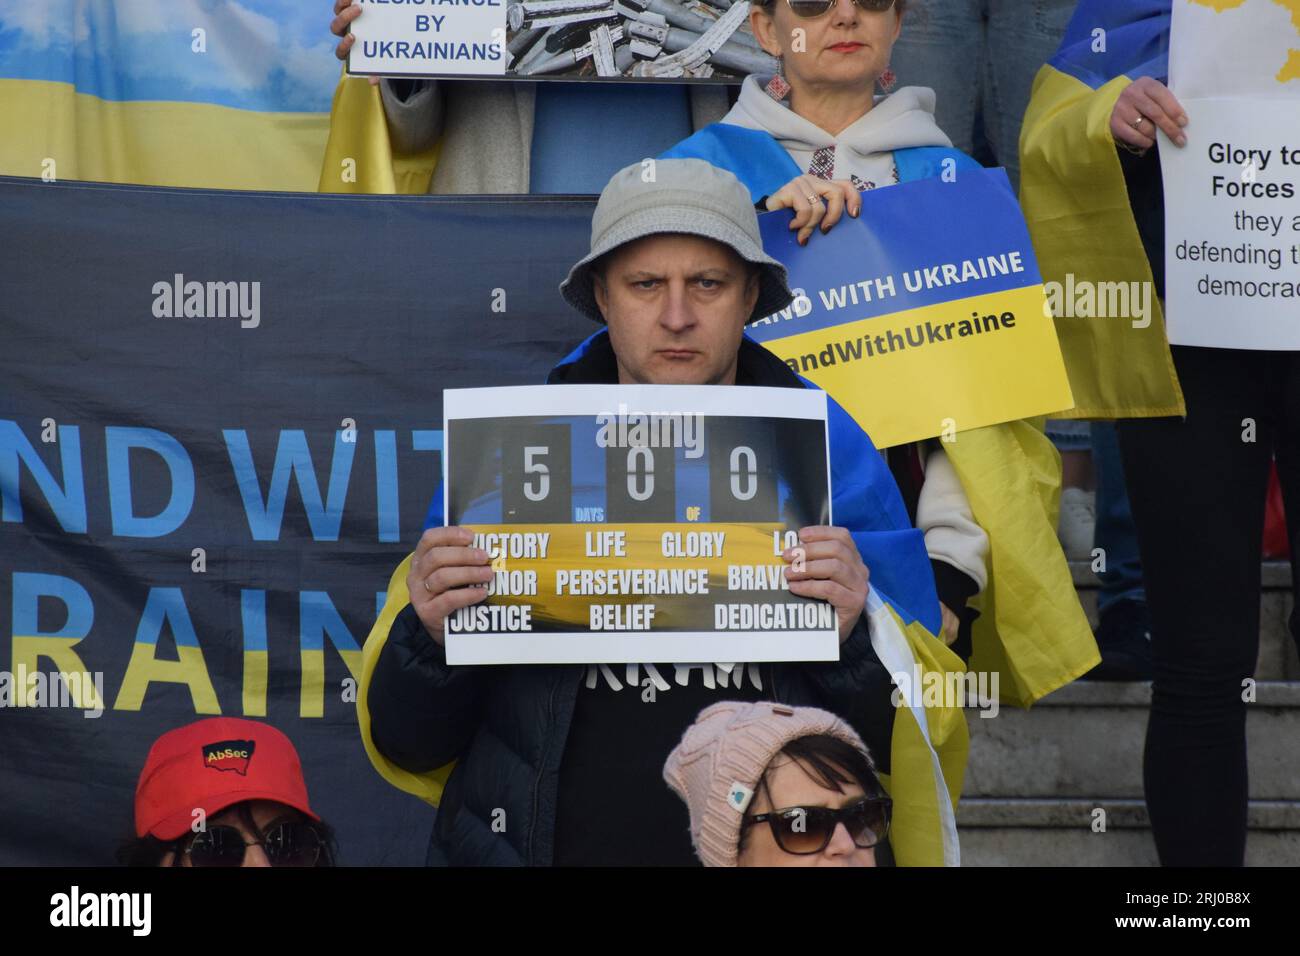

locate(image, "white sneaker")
[[1057, 487, 1096, 561]]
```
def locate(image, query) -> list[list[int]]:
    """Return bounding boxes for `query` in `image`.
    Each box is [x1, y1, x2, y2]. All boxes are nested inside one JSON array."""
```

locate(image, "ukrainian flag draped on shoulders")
[[358, 328, 969, 866], [663, 123, 1100, 710], [1019, 0, 1184, 418], [809, 363, 968, 867]]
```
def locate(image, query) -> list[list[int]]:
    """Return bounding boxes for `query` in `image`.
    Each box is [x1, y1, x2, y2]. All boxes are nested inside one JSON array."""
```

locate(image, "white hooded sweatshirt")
[[723, 76, 989, 600], [723, 77, 953, 189]]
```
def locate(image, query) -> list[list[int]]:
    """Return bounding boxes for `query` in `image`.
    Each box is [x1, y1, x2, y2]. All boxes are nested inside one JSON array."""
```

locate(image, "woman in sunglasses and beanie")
[[117, 717, 336, 867], [664, 701, 890, 867]]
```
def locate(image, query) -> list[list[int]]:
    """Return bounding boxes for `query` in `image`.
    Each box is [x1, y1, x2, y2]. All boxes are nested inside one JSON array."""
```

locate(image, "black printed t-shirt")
[[552, 662, 767, 866]]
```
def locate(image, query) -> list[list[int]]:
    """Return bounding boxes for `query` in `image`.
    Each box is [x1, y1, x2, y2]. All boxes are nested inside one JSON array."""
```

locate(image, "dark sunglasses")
[[742, 795, 892, 855], [782, 0, 895, 19], [180, 821, 323, 868]]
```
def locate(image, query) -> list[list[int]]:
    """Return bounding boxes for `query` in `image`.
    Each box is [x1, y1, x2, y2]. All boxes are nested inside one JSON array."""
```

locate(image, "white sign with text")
[[1160, 0, 1300, 349]]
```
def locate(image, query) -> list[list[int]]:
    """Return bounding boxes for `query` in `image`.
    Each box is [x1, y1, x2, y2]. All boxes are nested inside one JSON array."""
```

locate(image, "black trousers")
[[1118, 345, 1300, 867]]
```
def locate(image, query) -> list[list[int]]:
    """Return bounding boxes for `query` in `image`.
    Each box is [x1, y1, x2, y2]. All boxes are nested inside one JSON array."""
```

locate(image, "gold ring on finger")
[[1132, 115, 1146, 128]]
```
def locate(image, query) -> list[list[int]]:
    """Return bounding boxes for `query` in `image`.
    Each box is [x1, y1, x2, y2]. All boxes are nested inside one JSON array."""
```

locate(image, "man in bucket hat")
[[357, 159, 943, 866]]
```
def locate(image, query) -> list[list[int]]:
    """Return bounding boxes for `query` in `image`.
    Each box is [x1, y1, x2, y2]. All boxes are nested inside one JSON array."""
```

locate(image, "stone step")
[[1068, 561, 1299, 680], [957, 798, 1300, 866], [956, 564, 1299, 864], [963, 681, 1300, 800]]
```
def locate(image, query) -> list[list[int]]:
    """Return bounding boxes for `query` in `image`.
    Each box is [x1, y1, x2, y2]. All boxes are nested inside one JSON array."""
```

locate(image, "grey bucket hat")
[[559, 158, 794, 324]]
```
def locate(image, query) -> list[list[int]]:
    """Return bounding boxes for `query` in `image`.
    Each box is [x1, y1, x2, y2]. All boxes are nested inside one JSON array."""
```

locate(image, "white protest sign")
[[344, 0, 771, 80], [1161, 0, 1300, 349], [441, 384, 838, 665], [347, 0, 508, 77]]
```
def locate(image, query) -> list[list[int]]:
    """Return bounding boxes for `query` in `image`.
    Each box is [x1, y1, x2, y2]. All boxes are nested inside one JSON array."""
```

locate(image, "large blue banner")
[[0, 176, 595, 865]]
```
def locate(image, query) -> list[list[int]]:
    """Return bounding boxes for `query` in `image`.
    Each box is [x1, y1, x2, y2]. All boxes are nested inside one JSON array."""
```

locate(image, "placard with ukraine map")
[[441, 384, 838, 665], [1161, 0, 1300, 349], [748, 166, 1074, 449]]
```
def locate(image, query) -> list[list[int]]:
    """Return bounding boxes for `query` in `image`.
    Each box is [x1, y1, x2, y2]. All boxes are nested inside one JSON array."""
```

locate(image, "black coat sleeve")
[[366, 603, 484, 773], [780, 613, 897, 775], [931, 559, 981, 663], [1117, 143, 1166, 300]]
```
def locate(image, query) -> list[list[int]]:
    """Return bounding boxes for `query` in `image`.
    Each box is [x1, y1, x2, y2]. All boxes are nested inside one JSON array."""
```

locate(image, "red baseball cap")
[[134, 717, 320, 841]]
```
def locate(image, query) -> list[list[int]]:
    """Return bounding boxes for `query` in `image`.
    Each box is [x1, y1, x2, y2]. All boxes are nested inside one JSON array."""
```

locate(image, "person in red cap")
[[118, 717, 335, 867]]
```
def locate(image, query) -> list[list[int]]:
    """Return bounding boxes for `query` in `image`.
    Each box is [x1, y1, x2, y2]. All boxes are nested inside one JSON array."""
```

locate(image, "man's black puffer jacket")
[[366, 332, 898, 865]]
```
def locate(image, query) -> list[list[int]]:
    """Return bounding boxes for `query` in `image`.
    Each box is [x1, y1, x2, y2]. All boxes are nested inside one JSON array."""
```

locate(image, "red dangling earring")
[[878, 66, 896, 92], [765, 58, 791, 102]]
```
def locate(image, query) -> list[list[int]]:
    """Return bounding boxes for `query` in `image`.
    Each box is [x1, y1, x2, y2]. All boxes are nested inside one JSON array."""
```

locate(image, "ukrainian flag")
[[0, 1, 338, 190], [1019, 0, 1185, 419], [318, 70, 441, 194]]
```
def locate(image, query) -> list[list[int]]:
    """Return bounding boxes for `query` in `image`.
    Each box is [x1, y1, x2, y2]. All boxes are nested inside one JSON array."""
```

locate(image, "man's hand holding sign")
[[779, 525, 870, 643], [407, 526, 491, 648]]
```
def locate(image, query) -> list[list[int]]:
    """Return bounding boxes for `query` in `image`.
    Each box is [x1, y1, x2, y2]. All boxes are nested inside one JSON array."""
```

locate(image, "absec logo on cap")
[[203, 739, 256, 775]]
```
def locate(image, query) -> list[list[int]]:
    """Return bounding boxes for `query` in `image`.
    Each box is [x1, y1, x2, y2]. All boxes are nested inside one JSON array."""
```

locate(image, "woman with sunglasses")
[[663, 0, 1098, 689], [117, 717, 335, 867], [665, 701, 889, 867], [666, 0, 987, 658], [678, 0, 940, 245]]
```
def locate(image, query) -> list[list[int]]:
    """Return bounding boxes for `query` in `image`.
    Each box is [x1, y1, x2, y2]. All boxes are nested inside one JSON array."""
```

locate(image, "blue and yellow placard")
[[748, 168, 1074, 449]]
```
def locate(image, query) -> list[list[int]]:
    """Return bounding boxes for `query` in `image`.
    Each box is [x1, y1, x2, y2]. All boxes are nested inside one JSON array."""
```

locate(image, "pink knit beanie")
[[663, 700, 872, 867]]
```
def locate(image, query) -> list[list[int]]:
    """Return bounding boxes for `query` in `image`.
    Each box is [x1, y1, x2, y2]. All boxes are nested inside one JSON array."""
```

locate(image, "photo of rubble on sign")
[[506, 0, 775, 79], [346, 0, 777, 82]]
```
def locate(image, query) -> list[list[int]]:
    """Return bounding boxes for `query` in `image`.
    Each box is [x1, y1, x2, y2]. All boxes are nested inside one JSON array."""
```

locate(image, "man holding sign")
[[358, 159, 965, 866]]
